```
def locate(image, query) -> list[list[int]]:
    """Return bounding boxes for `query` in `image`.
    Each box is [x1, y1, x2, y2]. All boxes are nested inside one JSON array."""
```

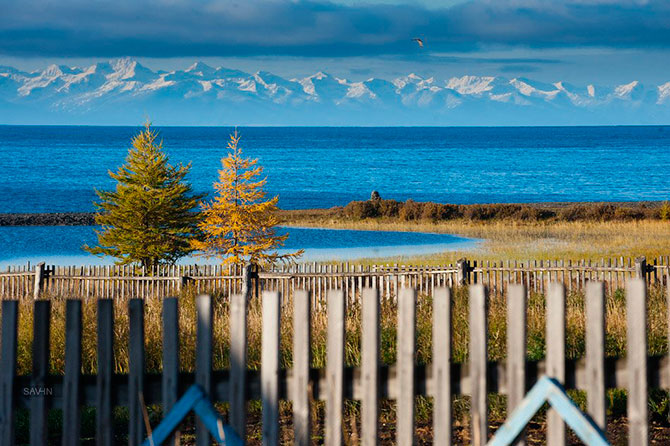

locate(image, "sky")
[[1, 0, 670, 84]]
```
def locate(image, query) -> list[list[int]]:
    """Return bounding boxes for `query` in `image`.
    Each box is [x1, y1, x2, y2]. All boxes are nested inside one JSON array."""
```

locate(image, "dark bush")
[[377, 199, 402, 218], [342, 198, 659, 223], [344, 201, 379, 219], [462, 204, 497, 221], [516, 206, 555, 221], [420, 202, 443, 221], [399, 199, 422, 221], [613, 207, 645, 220], [558, 205, 588, 222]]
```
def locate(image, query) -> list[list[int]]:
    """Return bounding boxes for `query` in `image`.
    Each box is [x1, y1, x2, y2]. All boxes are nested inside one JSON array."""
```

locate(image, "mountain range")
[[1, 57, 669, 125]]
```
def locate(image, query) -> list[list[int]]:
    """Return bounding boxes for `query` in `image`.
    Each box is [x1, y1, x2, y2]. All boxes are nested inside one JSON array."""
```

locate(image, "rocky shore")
[[0, 213, 96, 226]]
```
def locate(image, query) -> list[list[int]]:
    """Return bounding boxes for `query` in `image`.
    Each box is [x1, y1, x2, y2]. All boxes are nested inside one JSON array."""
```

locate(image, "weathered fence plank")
[[507, 284, 527, 446], [0, 300, 18, 445], [128, 298, 145, 446], [62, 299, 82, 446], [546, 283, 566, 446], [397, 288, 416, 446], [262, 291, 280, 446], [230, 292, 248, 440], [627, 279, 648, 446], [31, 300, 51, 446], [292, 290, 311, 446], [96, 299, 114, 446], [361, 288, 379, 446], [470, 284, 488, 446], [162, 297, 180, 446], [195, 294, 213, 446], [586, 281, 606, 431], [33, 262, 45, 299], [326, 289, 344, 446], [432, 287, 452, 446]]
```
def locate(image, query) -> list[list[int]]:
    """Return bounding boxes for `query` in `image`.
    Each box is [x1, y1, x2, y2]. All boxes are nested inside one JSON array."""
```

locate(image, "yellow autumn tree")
[[193, 130, 302, 265]]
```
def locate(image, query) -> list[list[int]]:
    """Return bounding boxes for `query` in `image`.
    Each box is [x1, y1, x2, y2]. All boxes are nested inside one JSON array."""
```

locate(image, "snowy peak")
[[107, 58, 154, 82], [587, 85, 596, 97], [614, 80, 642, 99], [658, 82, 670, 104], [393, 73, 429, 90], [1, 60, 670, 124], [295, 72, 348, 99], [185, 62, 216, 77], [446, 75, 497, 95], [43, 64, 68, 78]]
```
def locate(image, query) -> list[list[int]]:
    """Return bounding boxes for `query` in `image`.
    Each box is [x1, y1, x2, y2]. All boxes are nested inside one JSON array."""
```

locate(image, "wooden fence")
[[0, 256, 665, 300], [0, 280, 667, 445]]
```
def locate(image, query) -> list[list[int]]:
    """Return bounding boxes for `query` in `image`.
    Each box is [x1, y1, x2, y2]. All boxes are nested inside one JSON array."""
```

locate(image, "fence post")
[[33, 262, 45, 299], [242, 262, 253, 301], [457, 258, 469, 285], [634, 257, 647, 282], [180, 275, 190, 291], [255, 264, 261, 299]]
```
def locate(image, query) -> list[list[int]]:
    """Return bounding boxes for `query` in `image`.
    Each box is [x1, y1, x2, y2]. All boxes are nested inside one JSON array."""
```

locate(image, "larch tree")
[[192, 130, 302, 266], [84, 123, 203, 268]]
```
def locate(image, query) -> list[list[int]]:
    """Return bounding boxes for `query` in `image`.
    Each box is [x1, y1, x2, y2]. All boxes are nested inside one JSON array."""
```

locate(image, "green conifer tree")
[[84, 123, 203, 268]]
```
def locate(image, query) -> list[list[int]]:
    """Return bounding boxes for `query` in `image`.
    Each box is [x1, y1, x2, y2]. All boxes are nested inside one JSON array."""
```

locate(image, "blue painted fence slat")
[[142, 385, 243, 446], [488, 377, 609, 446]]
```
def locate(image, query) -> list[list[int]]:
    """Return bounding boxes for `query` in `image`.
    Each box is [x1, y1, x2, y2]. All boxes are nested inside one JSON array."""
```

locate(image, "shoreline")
[[2, 208, 670, 263], [0, 212, 95, 226], [0, 200, 667, 226]]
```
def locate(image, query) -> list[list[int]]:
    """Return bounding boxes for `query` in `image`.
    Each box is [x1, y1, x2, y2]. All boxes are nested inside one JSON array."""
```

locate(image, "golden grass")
[[9, 284, 668, 375], [281, 217, 670, 264]]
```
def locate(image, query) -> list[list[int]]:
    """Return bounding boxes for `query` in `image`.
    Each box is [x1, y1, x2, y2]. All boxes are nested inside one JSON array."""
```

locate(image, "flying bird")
[[412, 38, 424, 48]]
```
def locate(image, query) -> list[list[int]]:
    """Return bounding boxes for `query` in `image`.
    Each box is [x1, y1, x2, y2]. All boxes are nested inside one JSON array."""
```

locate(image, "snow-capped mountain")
[[1, 58, 669, 125]]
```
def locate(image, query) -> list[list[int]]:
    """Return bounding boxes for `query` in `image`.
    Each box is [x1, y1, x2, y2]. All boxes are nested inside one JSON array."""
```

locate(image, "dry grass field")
[[6, 199, 670, 443], [281, 214, 670, 264]]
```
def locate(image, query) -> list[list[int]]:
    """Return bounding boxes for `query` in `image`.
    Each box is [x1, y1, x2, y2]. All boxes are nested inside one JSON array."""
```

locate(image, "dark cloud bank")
[[1, 0, 670, 57]]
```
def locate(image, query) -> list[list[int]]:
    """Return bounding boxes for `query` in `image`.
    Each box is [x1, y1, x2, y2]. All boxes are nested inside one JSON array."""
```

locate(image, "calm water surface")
[[1, 126, 669, 212], [0, 226, 478, 266]]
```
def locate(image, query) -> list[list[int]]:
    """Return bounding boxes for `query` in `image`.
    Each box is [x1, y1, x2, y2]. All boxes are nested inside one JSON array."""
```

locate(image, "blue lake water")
[[1, 126, 670, 213], [0, 226, 478, 266], [0, 125, 668, 262]]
